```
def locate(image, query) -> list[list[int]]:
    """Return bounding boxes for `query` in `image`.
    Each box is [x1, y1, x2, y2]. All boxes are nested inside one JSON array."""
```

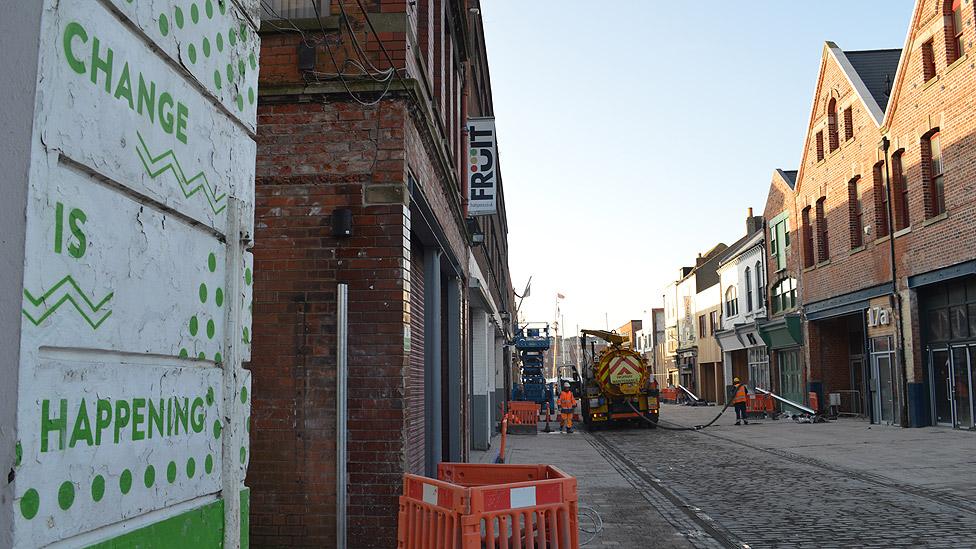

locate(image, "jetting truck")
[[579, 329, 660, 428]]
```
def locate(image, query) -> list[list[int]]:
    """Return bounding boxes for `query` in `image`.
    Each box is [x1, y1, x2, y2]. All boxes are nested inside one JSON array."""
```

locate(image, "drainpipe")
[[336, 283, 348, 548], [881, 136, 910, 427]]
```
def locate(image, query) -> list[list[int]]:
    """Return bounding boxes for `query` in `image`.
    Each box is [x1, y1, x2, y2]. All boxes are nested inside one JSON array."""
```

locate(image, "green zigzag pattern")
[[23, 275, 114, 330], [135, 131, 227, 214]]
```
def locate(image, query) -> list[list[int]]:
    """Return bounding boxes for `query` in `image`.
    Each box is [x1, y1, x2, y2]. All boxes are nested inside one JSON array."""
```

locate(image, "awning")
[[758, 314, 803, 349], [715, 321, 765, 352]]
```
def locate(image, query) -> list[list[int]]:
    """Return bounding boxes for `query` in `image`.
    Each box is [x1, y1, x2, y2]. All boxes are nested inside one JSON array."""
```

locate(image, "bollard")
[[495, 418, 508, 463]]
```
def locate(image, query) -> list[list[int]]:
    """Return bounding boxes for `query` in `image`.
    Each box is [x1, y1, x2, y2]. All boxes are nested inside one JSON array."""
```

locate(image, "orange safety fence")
[[660, 388, 678, 402], [808, 392, 819, 413], [746, 393, 774, 414], [397, 464, 579, 549], [507, 401, 541, 425]]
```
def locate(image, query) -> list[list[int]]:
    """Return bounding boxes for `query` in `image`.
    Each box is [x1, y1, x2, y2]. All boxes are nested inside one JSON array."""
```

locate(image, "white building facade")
[[716, 214, 769, 391]]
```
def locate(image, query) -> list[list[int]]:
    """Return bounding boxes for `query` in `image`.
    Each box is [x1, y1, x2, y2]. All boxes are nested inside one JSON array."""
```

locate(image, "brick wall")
[[250, 1, 491, 545]]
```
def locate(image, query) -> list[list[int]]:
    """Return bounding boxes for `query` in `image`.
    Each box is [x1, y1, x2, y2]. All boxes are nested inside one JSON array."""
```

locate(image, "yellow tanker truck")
[[579, 329, 660, 429]]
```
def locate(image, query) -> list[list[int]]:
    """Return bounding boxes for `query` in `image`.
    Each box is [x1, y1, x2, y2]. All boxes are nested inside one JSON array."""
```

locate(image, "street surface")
[[476, 404, 976, 548]]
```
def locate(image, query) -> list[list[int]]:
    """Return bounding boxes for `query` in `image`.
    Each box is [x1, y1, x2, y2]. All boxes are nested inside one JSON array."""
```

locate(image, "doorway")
[[778, 349, 804, 412], [869, 336, 895, 425], [928, 346, 975, 429]]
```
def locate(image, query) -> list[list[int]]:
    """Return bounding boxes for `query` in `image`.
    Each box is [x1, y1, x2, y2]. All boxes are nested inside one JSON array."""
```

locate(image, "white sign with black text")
[[467, 117, 497, 215]]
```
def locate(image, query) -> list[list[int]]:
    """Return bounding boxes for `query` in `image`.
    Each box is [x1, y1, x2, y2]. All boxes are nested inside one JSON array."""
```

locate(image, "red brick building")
[[763, 0, 976, 429], [249, 1, 513, 546]]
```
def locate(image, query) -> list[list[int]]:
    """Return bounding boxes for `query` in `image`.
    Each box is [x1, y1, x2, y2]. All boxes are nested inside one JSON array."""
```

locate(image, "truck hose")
[[625, 397, 734, 431]]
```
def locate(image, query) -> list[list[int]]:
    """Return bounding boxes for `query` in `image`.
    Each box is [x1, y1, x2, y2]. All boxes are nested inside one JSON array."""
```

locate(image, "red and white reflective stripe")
[[482, 483, 562, 512], [608, 355, 640, 376]]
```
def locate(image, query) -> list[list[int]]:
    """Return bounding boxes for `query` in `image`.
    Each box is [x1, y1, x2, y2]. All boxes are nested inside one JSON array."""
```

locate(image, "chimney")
[[746, 208, 763, 235]]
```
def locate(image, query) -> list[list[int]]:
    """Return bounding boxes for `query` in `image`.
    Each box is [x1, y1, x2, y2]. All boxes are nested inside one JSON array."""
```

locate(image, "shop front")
[[716, 322, 769, 403], [677, 348, 697, 397], [804, 285, 892, 423], [759, 314, 805, 411], [913, 269, 976, 430]]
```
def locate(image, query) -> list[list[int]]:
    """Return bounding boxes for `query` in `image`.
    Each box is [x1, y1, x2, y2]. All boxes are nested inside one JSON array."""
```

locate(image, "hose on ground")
[[578, 504, 604, 546], [625, 397, 733, 431]]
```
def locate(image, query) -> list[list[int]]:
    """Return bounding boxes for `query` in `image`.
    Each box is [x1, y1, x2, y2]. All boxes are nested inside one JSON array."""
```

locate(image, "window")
[[725, 286, 739, 318], [816, 131, 825, 162], [844, 106, 854, 141], [772, 278, 798, 314], [923, 130, 946, 218], [770, 216, 791, 271], [699, 314, 707, 338], [745, 267, 753, 313], [816, 197, 829, 262], [892, 151, 910, 230], [709, 310, 719, 335], [922, 39, 936, 82], [947, 0, 965, 64], [755, 261, 764, 309], [849, 177, 863, 249], [262, 0, 331, 19], [802, 206, 814, 268], [872, 161, 890, 238], [748, 347, 770, 391], [827, 98, 839, 152]]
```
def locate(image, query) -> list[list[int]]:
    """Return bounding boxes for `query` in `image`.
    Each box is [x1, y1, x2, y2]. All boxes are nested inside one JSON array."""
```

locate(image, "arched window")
[[725, 286, 739, 318], [745, 267, 753, 313], [923, 130, 945, 218], [772, 278, 798, 314], [848, 176, 863, 249], [947, 0, 965, 64], [755, 261, 764, 308], [827, 98, 839, 152]]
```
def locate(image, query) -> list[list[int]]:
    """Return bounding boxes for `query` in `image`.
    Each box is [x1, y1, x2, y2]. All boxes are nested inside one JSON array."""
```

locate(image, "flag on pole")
[[556, 293, 565, 299]]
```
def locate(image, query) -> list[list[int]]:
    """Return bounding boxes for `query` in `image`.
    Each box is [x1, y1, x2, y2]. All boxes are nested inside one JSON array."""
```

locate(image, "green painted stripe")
[[85, 488, 249, 548]]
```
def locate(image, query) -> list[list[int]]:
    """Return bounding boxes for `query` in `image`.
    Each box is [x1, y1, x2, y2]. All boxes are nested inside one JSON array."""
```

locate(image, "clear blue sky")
[[482, 0, 915, 334]]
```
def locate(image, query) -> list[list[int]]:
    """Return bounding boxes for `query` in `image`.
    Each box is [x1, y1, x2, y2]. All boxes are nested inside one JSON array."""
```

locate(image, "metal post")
[[424, 250, 443, 476], [222, 198, 245, 548], [337, 283, 348, 549], [447, 277, 462, 462]]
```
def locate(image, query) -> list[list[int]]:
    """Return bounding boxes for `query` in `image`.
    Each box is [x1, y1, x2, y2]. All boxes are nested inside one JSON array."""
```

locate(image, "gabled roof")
[[844, 49, 901, 114], [777, 169, 797, 190], [883, 0, 928, 128], [795, 42, 900, 194]]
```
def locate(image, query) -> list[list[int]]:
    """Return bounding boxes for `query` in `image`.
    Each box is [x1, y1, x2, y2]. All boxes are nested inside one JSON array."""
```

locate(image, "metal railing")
[[831, 390, 864, 417]]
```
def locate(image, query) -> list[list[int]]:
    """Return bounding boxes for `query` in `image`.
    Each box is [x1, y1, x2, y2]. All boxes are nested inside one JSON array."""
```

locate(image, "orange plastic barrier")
[[507, 401, 541, 426], [808, 392, 819, 412], [660, 388, 678, 402], [746, 393, 774, 414], [397, 464, 579, 549]]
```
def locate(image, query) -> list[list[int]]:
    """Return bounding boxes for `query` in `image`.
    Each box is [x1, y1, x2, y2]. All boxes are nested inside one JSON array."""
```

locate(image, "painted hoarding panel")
[[467, 117, 498, 216], [13, 0, 258, 546], [39, 0, 256, 234]]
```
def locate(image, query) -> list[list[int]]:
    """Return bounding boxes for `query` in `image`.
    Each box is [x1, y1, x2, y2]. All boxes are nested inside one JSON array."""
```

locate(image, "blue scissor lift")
[[513, 323, 553, 410]]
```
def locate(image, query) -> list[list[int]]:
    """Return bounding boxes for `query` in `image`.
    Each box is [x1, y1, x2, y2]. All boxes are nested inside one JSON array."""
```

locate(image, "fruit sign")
[[8, 0, 259, 546]]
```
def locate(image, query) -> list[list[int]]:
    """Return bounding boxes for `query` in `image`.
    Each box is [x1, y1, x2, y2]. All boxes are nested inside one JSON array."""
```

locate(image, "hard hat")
[[733, 377, 741, 383], [563, 382, 570, 388]]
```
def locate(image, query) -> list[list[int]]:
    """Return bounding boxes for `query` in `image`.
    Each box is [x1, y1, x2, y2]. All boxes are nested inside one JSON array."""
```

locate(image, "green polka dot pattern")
[[20, 489, 39, 519], [58, 481, 75, 510]]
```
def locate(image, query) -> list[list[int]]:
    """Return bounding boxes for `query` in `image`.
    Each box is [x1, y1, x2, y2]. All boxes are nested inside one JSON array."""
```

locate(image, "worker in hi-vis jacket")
[[558, 382, 577, 433], [731, 377, 750, 425]]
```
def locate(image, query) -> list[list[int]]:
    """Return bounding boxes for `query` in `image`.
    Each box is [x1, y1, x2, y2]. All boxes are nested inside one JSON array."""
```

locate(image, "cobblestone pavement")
[[588, 404, 976, 548]]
